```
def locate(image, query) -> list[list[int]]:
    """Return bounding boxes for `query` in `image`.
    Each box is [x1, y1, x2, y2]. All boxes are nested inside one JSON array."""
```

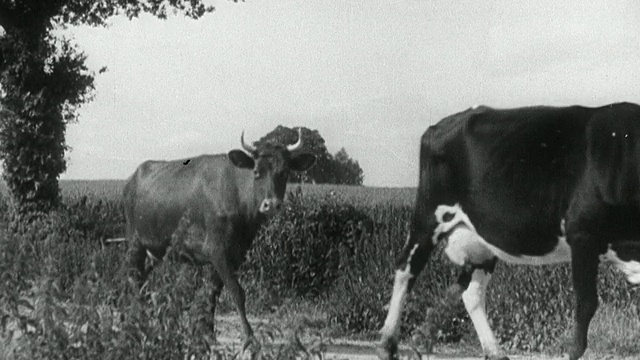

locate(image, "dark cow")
[[123, 128, 316, 348], [378, 103, 640, 360]]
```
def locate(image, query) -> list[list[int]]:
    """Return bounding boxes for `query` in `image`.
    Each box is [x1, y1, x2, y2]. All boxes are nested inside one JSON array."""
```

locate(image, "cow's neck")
[[236, 179, 269, 224]]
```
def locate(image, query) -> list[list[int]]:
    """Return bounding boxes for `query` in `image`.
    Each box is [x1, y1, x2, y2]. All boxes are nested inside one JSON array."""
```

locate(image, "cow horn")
[[240, 130, 256, 153], [287, 128, 304, 152]]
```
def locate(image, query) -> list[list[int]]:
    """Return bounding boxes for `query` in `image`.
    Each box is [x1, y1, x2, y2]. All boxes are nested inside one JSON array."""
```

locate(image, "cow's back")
[[124, 154, 240, 249]]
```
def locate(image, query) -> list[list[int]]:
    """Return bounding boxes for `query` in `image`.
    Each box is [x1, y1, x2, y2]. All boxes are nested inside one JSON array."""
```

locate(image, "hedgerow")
[[0, 181, 638, 358], [244, 187, 373, 298]]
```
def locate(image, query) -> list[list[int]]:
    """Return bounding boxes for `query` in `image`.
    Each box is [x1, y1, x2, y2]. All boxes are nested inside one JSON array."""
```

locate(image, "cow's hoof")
[[568, 349, 584, 360], [242, 335, 260, 352], [205, 333, 218, 347], [569, 342, 587, 360], [240, 336, 260, 360], [376, 340, 398, 360]]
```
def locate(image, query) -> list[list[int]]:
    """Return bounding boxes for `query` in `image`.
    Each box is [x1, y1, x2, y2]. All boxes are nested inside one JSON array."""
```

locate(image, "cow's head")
[[227, 128, 316, 216]]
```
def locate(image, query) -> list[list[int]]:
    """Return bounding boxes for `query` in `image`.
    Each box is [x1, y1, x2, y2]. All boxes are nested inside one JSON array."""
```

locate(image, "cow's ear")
[[289, 153, 316, 172], [228, 150, 255, 169]]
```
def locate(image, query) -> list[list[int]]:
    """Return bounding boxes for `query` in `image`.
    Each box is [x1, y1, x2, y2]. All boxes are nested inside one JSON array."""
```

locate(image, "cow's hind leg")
[[126, 241, 148, 287], [457, 260, 508, 360], [378, 232, 434, 360], [209, 270, 224, 342], [197, 269, 224, 346]]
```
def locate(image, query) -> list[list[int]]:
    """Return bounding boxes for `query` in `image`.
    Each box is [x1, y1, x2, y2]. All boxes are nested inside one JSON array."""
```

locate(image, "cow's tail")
[[379, 125, 455, 355], [122, 168, 140, 241], [399, 124, 456, 288]]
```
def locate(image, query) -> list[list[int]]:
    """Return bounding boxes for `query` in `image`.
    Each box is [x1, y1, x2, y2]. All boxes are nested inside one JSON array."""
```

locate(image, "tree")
[[0, 0, 215, 213], [331, 147, 364, 185], [254, 125, 364, 185]]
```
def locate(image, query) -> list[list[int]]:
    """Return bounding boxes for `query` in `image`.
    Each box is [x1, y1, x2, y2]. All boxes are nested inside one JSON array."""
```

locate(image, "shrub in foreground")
[[245, 187, 372, 298]]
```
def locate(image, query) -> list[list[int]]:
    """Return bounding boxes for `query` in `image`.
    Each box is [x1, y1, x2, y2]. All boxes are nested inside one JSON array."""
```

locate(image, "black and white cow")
[[378, 103, 640, 360]]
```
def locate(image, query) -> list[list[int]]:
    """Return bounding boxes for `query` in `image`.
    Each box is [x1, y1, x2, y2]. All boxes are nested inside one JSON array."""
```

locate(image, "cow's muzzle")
[[259, 198, 282, 216]]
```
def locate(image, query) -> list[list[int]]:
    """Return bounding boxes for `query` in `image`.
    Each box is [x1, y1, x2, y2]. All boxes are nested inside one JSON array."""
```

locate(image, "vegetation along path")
[[0, 182, 638, 359]]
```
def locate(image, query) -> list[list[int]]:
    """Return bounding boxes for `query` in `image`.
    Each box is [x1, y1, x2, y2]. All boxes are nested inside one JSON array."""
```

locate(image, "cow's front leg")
[[126, 240, 149, 289], [457, 261, 508, 360], [209, 246, 256, 351], [568, 233, 600, 360], [199, 269, 224, 346]]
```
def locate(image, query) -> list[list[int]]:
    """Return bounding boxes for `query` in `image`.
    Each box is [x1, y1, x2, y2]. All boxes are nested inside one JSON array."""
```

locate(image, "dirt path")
[[215, 316, 637, 360], [3, 310, 628, 360], [214, 316, 571, 360], [215, 336, 568, 360]]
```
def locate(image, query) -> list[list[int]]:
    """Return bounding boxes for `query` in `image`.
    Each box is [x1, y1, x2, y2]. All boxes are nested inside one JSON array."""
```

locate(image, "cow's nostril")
[[259, 200, 274, 214], [259, 199, 283, 214], [442, 212, 455, 222]]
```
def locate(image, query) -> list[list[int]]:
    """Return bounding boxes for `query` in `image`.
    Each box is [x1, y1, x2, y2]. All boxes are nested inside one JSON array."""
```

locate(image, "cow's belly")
[[133, 208, 207, 251], [434, 204, 572, 266]]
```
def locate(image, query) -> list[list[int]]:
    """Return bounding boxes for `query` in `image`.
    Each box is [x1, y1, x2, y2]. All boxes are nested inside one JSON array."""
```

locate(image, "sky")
[[57, 0, 640, 187]]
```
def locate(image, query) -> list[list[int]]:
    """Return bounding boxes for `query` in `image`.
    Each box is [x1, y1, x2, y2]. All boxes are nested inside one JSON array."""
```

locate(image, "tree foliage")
[[0, 0, 215, 212], [332, 147, 364, 185], [254, 125, 364, 185]]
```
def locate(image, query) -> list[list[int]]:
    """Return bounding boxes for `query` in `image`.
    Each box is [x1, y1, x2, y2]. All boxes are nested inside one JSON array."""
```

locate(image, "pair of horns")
[[240, 128, 303, 153]]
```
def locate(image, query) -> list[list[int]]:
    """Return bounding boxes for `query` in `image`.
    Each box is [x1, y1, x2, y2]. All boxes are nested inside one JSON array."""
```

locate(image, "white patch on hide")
[[433, 204, 571, 266], [601, 248, 640, 284]]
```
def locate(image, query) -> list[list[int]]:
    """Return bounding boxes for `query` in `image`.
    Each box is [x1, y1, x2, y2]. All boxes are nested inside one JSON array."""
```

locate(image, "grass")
[[553, 304, 640, 359], [0, 179, 638, 359]]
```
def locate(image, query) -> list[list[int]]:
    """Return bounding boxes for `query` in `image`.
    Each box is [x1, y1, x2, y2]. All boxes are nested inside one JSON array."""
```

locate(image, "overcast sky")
[[59, 0, 640, 187]]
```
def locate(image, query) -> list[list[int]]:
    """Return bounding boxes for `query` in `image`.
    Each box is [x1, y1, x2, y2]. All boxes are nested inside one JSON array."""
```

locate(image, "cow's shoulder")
[[585, 102, 640, 142], [582, 102, 640, 204]]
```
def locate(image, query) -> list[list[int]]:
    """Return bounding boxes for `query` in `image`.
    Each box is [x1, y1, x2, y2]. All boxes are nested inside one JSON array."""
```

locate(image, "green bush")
[[487, 262, 640, 352], [322, 203, 407, 334], [61, 194, 125, 243], [1, 195, 123, 295], [245, 187, 373, 297], [487, 263, 574, 351]]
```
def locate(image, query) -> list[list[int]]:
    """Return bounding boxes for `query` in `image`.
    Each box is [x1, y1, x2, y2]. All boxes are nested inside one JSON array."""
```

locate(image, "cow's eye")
[[253, 170, 261, 179]]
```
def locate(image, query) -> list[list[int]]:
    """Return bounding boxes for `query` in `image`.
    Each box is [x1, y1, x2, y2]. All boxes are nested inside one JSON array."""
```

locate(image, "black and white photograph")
[[0, 1, 639, 359]]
